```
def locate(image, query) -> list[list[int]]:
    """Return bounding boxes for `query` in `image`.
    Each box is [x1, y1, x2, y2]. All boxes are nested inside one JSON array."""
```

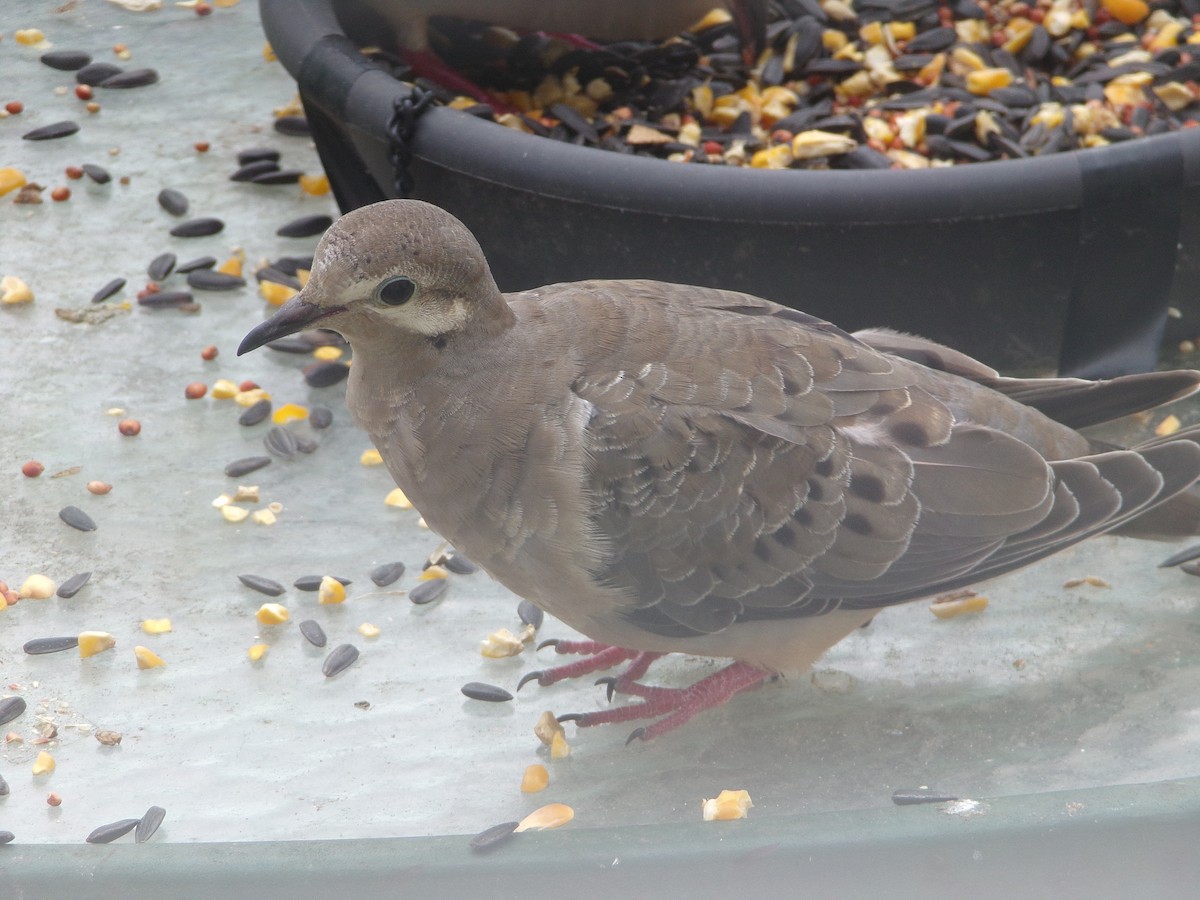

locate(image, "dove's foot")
[[517, 642, 646, 689], [558, 660, 770, 742]]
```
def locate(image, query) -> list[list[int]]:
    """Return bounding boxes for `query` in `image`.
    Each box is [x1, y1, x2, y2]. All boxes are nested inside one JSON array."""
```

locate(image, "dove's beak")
[[237, 295, 345, 356]]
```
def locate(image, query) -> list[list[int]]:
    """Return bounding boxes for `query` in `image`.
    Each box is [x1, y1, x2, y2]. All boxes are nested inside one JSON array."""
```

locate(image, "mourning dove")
[[240, 200, 1200, 741]]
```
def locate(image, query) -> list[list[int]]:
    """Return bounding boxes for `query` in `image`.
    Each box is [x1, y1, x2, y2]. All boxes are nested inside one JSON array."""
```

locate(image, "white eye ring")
[[375, 276, 415, 306]]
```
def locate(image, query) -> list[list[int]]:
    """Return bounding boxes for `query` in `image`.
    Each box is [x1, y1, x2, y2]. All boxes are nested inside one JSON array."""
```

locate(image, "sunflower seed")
[[135, 806, 166, 843], [224, 456, 272, 478], [59, 505, 97, 532], [276, 214, 332, 237], [0, 697, 27, 727], [254, 266, 303, 290], [76, 62, 122, 85], [57, 571, 92, 598], [187, 269, 246, 291], [238, 398, 272, 426], [157, 188, 189, 217], [236, 147, 281, 165], [294, 434, 318, 454], [41, 49, 93, 71], [274, 115, 310, 136], [409, 578, 447, 606], [443, 552, 479, 575], [81, 163, 112, 184], [175, 256, 216, 274], [517, 599, 544, 629], [1181, 561, 1200, 577], [230, 160, 280, 182], [238, 574, 285, 596], [252, 168, 305, 185], [309, 406, 333, 429], [322, 644, 360, 677], [85, 818, 140, 844], [303, 361, 350, 387], [264, 426, 299, 458], [24, 636, 80, 655], [298, 619, 327, 648], [138, 290, 195, 308], [23, 121, 80, 141], [265, 337, 313, 354], [147, 252, 177, 281], [294, 575, 351, 591], [271, 256, 313, 275], [461, 682, 513, 702], [91, 278, 126, 304], [469, 821, 519, 852], [370, 561, 406, 587], [0, 831, 13, 845], [169, 217, 224, 238], [892, 788, 959, 806], [1158, 543, 1200, 568], [0, 773, 8, 796], [99, 67, 159, 88]]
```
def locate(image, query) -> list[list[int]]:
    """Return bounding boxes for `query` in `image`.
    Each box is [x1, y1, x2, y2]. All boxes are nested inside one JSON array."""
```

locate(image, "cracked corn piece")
[[515, 803, 574, 832], [384, 487, 412, 508], [141, 618, 172, 634], [550, 730, 571, 760], [521, 764, 549, 793], [134, 646, 166, 669], [247, 643, 268, 661], [32, 751, 55, 775], [79, 631, 116, 658], [702, 789, 753, 821], [481, 628, 525, 658], [317, 576, 346, 605], [256, 603, 289, 624]]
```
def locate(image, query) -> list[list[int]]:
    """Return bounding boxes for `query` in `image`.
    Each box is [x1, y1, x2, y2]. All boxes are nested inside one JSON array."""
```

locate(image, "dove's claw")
[[625, 727, 647, 746], [536, 639, 560, 652], [594, 675, 618, 701], [556, 713, 585, 723], [517, 670, 547, 691]]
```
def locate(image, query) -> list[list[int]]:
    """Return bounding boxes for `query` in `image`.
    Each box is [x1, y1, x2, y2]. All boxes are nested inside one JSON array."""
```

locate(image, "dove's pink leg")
[[517, 642, 642, 689]]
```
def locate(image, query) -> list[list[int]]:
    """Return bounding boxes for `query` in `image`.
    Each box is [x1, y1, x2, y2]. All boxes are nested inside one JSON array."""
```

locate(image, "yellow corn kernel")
[[792, 129, 857, 159], [234, 388, 271, 407], [521, 764, 550, 793], [358, 622, 381, 639], [360, 448, 383, 466], [515, 803, 574, 832], [750, 144, 794, 169], [19, 574, 55, 600], [888, 21, 916, 41], [0, 168, 28, 197], [260, 280, 298, 306], [550, 730, 571, 759], [955, 19, 991, 43], [271, 403, 308, 425], [821, 29, 847, 53], [32, 751, 55, 776], [918, 53, 945, 85], [535, 710, 565, 746], [689, 6, 732, 34], [481, 628, 525, 658], [930, 593, 989, 619], [312, 345, 342, 361], [134, 645, 166, 669], [1148, 21, 1183, 50], [210, 378, 238, 399], [385, 487, 412, 508], [1031, 103, 1065, 128], [420, 565, 449, 581], [1156, 414, 1182, 436], [256, 602, 290, 624], [248, 643, 268, 661], [141, 618, 172, 635], [263, 42, 277, 61], [1153, 82, 1194, 112], [1070, 8, 1092, 28], [702, 789, 753, 821], [967, 67, 1014, 95], [221, 504, 249, 523], [318, 576, 346, 605], [1, 275, 34, 305], [297, 269, 310, 288], [79, 631, 116, 658], [1103, 82, 1146, 106], [15, 29, 46, 46], [1002, 18, 1035, 55], [251, 508, 277, 525], [299, 173, 330, 196], [216, 253, 244, 277], [859, 20, 883, 44]]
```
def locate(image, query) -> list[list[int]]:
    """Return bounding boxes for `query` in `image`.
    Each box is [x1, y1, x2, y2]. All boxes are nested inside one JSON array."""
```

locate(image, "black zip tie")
[[387, 87, 434, 199]]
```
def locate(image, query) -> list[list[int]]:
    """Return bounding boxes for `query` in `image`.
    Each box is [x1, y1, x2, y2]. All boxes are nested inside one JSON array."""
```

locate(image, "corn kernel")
[[141, 618, 172, 634], [521, 764, 550, 793], [15, 29, 47, 46], [263, 42, 277, 61], [1, 275, 34, 305], [296, 270, 310, 288], [930, 593, 989, 618], [966, 68, 1014, 95], [0, 168, 28, 197], [481, 628, 525, 658], [750, 144, 794, 169], [385, 487, 412, 508], [260, 280, 298, 306], [271, 403, 308, 424], [1102, 0, 1148, 24], [1155, 414, 1182, 436], [234, 388, 271, 407], [318, 576, 346, 605], [221, 504, 249, 523], [702, 789, 753, 821], [32, 751, 55, 775], [256, 602, 289, 624], [550, 730, 571, 759], [515, 803, 574, 832], [251, 508, 277, 525], [859, 20, 883, 44], [535, 710, 565, 746], [821, 29, 847, 52], [210, 378, 238, 399], [888, 21, 915, 41], [792, 129, 857, 159], [360, 448, 383, 466], [1153, 82, 1194, 112], [79, 631, 116, 658], [420, 565, 449, 581], [357, 622, 381, 639], [299, 173, 330, 195], [217, 254, 244, 277], [248, 643, 268, 661], [1002, 19, 1036, 55], [312, 345, 343, 361], [134, 645, 166, 669], [1149, 21, 1184, 51], [19, 574, 55, 600]]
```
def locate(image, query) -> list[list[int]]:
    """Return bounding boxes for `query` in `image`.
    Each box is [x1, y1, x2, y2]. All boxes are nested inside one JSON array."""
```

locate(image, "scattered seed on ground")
[[99, 67, 159, 89], [0, 774, 8, 796], [85, 818, 140, 844], [176, 255, 216, 274], [224, 456, 271, 478], [276, 214, 332, 237], [0, 832, 14, 845], [309, 406, 333, 429], [892, 788, 960, 806], [264, 426, 299, 458], [322, 644, 359, 678], [409, 578, 447, 606], [118, 418, 141, 436], [0, 697, 28, 727], [169, 217, 224, 238], [22, 460, 44, 478], [187, 269, 246, 291], [236, 147, 280, 165], [274, 116, 310, 136], [95, 730, 122, 746], [303, 361, 349, 388], [238, 399, 272, 426], [23, 121, 80, 141], [147, 252, 176, 281], [90, 278, 125, 303], [469, 821, 518, 852], [517, 599, 544, 630], [81, 163, 111, 184], [86, 481, 112, 495], [138, 291, 195, 309], [264, 336, 311, 354], [443, 552, 479, 575], [185, 382, 207, 399], [1159, 544, 1200, 568], [461, 682, 514, 703], [135, 806, 166, 843], [76, 62, 122, 85], [298, 619, 327, 648], [24, 636, 81, 655], [230, 160, 280, 181], [238, 574, 285, 597], [294, 575, 351, 591], [42, 50, 93, 71], [59, 505, 97, 532], [252, 168, 305, 185], [369, 561, 406, 587], [156, 188, 189, 217], [57, 572, 92, 598]]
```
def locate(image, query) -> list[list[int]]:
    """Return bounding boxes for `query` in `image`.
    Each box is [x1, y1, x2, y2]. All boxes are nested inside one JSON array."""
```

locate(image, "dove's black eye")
[[376, 276, 415, 306]]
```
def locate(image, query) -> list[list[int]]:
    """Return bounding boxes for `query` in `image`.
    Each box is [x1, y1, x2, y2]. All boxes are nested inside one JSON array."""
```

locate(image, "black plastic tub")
[[261, 0, 1200, 376]]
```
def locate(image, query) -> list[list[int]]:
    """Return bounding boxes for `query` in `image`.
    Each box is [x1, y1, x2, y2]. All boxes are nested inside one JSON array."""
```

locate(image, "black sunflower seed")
[[138, 291, 194, 308], [59, 505, 97, 532], [264, 426, 299, 458], [517, 599, 544, 629], [157, 188, 189, 217], [230, 160, 280, 182], [443, 552, 479, 575], [57, 571, 92, 598], [892, 788, 959, 806], [322, 644, 360, 677], [224, 456, 272, 478], [238, 398, 272, 426], [271, 256, 313, 275], [41, 49, 93, 71], [135, 806, 166, 844], [99, 67, 159, 88], [309, 406, 333, 429], [409, 578, 447, 606], [294, 434, 318, 454], [0, 831, 14, 845], [175, 255, 216, 274], [1159, 543, 1200, 567], [169, 217, 224, 238], [76, 62, 122, 85], [370, 561, 406, 587], [0, 697, 27, 727], [238, 574, 285, 597], [236, 147, 281, 165], [294, 575, 351, 591], [187, 269, 246, 291], [81, 163, 112, 184], [1180, 561, 1200, 577], [298, 619, 327, 648], [469, 821, 518, 852], [274, 115, 310, 136], [303, 361, 350, 388], [147, 252, 177, 281], [265, 337, 312, 354], [23, 121, 80, 141], [0, 773, 8, 796], [255, 266, 303, 290], [461, 682, 513, 702], [252, 168, 305, 185], [23, 636, 80, 655], [276, 214, 332, 237], [86, 818, 140, 844], [91, 278, 126, 304]]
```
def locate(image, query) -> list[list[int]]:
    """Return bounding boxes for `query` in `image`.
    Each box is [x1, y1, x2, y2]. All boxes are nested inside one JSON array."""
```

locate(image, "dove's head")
[[237, 200, 510, 357]]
